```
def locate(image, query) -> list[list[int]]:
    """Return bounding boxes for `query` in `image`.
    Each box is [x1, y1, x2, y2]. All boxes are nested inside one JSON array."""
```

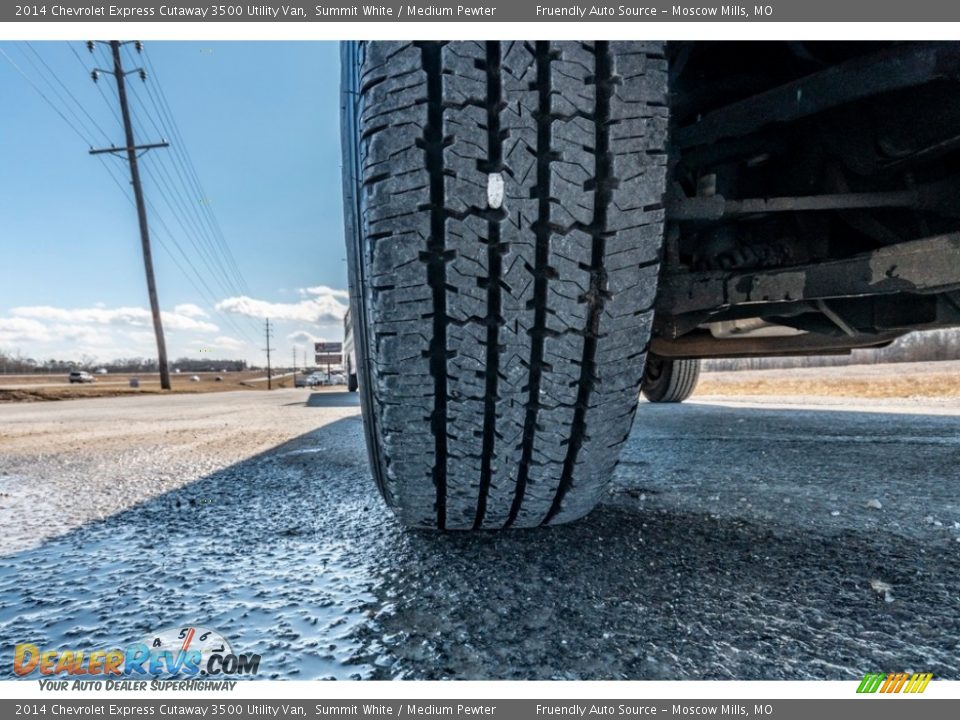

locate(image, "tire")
[[348, 373, 358, 392], [341, 41, 668, 529], [641, 355, 700, 403]]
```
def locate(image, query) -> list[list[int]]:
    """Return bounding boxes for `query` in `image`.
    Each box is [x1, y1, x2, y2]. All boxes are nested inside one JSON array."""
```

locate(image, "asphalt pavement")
[[1, 389, 957, 680]]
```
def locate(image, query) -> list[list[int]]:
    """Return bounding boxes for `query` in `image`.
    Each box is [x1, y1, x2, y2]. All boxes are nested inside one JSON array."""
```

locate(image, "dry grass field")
[[695, 359, 960, 399], [0, 370, 312, 402]]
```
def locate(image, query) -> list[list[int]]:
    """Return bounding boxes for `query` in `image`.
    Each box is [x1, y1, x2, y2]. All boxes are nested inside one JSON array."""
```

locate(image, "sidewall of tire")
[[340, 41, 395, 510]]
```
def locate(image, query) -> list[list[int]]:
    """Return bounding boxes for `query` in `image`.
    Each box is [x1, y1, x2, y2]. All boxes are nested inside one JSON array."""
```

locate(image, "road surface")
[[1, 389, 957, 680]]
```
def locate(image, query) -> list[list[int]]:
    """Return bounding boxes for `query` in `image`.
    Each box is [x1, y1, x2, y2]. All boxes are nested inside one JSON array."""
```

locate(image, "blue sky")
[[0, 41, 347, 366]]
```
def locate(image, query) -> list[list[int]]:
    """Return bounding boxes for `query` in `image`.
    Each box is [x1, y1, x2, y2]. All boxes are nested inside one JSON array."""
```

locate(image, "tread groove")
[[543, 42, 613, 526], [417, 41, 450, 530], [474, 42, 505, 529], [505, 41, 554, 529]]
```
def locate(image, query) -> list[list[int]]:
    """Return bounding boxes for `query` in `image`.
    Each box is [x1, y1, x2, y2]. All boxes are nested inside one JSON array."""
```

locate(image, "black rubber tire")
[[641, 355, 700, 403], [347, 373, 358, 392], [341, 41, 668, 529]]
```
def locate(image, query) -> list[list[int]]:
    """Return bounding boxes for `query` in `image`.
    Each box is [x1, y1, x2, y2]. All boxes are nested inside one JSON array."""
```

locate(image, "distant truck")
[[340, 41, 960, 530]]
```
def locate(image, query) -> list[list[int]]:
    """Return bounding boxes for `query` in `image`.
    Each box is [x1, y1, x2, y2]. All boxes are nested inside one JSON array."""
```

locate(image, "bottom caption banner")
[[5, 700, 959, 720]]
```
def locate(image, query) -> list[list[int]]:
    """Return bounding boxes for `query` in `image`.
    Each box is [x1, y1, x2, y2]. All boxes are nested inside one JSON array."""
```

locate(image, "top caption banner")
[[8, 0, 960, 22]]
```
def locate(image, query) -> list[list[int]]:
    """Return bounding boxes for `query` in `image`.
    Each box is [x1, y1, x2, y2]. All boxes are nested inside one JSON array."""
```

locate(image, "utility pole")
[[264, 318, 273, 390], [292, 346, 297, 383], [89, 40, 171, 390]]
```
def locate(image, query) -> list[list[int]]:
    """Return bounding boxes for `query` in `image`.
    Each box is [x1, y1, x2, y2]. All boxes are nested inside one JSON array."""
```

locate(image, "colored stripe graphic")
[[857, 673, 886, 693], [857, 672, 932, 694], [905, 673, 933, 693]]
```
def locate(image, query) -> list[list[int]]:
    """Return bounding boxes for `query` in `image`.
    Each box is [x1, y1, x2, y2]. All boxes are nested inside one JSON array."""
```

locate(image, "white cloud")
[[10, 305, 218, 333], [288, 330, 325, 345], [51, 324, 114, 346], [12, 305, 147, 325], [299, 285, 350, 300], [0, 303, 250, 362], [173, 303, 209, 319], [216, 287, 347, 324], [0, 318, 51, 344], [126, 331, 158, 346], [0, 322, 157, 360], [1, 299, 349, 363], [161, 312, 218, 332], [192, 335, 246, 351], [0, 319, 124, 351]]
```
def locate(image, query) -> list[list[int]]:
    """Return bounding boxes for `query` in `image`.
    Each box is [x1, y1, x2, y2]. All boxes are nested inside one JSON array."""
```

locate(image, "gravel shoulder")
[[0, 388, 356, 552]]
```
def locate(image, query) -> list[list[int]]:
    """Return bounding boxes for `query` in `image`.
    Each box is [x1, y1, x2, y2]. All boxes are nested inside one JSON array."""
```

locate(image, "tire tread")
[[354, 41, 668, 528]]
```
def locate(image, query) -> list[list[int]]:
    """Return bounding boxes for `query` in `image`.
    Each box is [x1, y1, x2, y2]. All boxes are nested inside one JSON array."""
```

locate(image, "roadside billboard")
[[315, 342, 343, 367]]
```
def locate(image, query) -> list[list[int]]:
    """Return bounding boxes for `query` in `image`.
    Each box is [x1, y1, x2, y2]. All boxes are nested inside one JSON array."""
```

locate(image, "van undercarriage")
[[657, 41, 960, 359]]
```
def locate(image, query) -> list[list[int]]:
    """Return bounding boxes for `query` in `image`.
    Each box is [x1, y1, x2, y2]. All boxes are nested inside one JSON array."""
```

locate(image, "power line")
[[139, 152, 244, 300], [24, 42, 112, 145], [121, 52, 258, 348], [139, 55, 247, 288], [96, 153, 259, 347], [142, 194, 260, 343], [137, 78, 251, 301], [119, 82, 259, 338], [141, 196, 261, 345], [15, 45, 102, 143], [0, 46, 94, 147], [124, 86, 238, 289], [102, 43, 259, 342], [93, 50, 259, 347], [139, 46, 252, 297], [68, 42, 122, 132]]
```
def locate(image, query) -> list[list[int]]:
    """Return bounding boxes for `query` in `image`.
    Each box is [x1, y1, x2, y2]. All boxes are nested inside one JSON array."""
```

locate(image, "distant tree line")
[[4, 327, 958, 375], [704, 328, 960, 372], [0, 351, 247, 374], [166, 358, 248, 372]]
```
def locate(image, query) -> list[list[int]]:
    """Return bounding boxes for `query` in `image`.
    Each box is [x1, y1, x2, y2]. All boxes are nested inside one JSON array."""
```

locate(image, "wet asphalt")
[[1, 390, 958, 680]]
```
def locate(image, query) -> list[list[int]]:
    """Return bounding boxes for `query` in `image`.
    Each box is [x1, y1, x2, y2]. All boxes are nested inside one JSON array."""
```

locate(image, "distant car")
[[294, 376, 308, 388], [94, 368, 108, 375], [329, 373, 346, 386], [68, 371, 95, 384]]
